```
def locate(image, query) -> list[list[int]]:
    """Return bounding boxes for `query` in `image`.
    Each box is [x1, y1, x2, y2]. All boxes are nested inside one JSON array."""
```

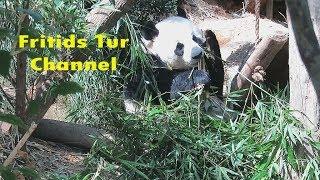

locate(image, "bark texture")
[[86, 0, 136, 33], [33, 119, 108, 150], [265, 0, 273, 19], [15, 3, 30, 121], [287, 0, 320, 131]]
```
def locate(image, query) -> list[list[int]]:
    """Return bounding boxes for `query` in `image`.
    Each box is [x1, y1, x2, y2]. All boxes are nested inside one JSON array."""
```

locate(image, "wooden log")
[[32, 119, 111, 150], [86, 0, 136, 33], [231, 34, 288, 91]]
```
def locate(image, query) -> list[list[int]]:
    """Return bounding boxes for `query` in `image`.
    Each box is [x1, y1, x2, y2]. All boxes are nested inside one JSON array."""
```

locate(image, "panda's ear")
[[141, 22, 159, 41]]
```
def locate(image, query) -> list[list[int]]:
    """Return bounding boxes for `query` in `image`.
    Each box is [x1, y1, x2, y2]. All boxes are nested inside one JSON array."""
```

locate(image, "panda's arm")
[[205, 30, 222, 60], [204, 30, 224, 99]]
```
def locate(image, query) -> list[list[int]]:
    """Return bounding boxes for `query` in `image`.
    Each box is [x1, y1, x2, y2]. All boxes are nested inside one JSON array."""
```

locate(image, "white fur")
[[124, 99, 143, 114], [144, 16, 205, 69]]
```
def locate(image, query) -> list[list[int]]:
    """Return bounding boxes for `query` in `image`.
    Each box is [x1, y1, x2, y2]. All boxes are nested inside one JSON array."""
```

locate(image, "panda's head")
[[141, 16, 206, 69]]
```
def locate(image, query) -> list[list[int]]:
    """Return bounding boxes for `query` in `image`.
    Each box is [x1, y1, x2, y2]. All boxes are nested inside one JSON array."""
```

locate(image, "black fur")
[[141, 22, 159, 41], [170, 70, 211, 100], [204, 30, 224, 99]]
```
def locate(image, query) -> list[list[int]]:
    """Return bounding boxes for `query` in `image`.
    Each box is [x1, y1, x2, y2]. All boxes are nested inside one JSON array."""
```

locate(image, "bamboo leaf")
[[17, 167, 39, 179], [0, 50, 12, 77], [51, 81, 84, 96], [0, 166, 16, 180], [0, 113, 27, 129]]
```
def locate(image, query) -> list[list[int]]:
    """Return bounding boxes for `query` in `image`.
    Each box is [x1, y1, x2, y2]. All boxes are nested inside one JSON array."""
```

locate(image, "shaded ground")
[[0, 131, 86, 178]]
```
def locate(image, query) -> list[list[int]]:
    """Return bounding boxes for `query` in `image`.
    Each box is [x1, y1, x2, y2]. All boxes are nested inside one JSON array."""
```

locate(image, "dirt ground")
[[0, 130, 86, 178]]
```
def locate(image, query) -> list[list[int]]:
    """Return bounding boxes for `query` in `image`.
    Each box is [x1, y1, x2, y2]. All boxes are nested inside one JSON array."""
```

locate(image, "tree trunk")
[[287, 0, 320, 131]]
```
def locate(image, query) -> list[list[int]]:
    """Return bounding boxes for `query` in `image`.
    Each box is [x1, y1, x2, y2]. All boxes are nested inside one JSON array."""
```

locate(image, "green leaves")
[[0, 166, 16, 180], [51, 81, 84, 96], [17, 167, 39, 179], [0, 166, 39, 180], [16, 8, 43, 22], [0, 27, 12, 40], [27, 100, 40, 116], [0, 50, 12, 77], [0, 113, 27, 129]]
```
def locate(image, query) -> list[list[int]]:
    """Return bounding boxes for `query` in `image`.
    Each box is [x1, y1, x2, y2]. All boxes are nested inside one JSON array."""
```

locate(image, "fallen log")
[[32, 119, 109, 150]]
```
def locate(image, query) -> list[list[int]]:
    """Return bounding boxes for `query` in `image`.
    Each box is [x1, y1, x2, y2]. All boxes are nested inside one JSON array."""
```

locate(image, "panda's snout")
[[174, 42, 184, 56]]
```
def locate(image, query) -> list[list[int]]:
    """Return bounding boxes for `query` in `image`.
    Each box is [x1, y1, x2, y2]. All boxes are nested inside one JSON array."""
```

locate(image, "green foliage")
[[0, 166, 39, 180], [0, 113, 27, 129], [0, 166, 16, 180], [0, 0, 88, 85], [67, 16, 158, 125], [0, 50, 12, 77], [17, 167, 39, 179], [63, 12, 320, 179], [70, 84, 320, 179], [129, 0, 179, 23], [51, 81, 84, 96], [1, 0, 318, 179], [26, 99, 41, 116]]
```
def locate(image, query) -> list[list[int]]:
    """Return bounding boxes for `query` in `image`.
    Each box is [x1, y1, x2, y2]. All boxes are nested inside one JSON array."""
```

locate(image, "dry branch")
[[3, 122, 38, 166], [231, 34, 288, 90]]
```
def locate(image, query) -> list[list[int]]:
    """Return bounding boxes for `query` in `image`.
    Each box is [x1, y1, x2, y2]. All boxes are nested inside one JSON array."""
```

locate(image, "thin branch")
[[3, 122, 38, 166], [255, 0, 261, 42]]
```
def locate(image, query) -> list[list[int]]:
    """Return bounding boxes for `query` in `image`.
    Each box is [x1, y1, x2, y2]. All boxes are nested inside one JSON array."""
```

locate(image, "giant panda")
[[124, 15, 224, 113]]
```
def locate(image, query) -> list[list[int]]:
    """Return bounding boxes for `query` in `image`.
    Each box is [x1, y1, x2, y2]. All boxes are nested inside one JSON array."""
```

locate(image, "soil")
[[0, 131, 86, 178]]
